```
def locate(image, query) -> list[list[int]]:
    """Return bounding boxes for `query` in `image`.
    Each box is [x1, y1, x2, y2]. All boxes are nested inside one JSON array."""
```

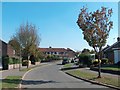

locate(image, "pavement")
[[0, 63, 47, 79], [21, 61, 110, 88], [0, 61, 119, 89]]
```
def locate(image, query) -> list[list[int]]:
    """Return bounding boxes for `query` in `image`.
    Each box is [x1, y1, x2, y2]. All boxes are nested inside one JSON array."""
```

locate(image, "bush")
[[92, 60, 99, 66], [22, 60, 28, 66], [9, 58, 14, 64], [101, 58, 108, 64], [30, 55, 35, 64], [35, 57, 41, 62], [8, 57, 20, 65], [2, 56, 9, 70], [92, 59, 102, 66], [43, 55, 60, 62], [2, 56, 21, 70], [78, 54, 92, 67]]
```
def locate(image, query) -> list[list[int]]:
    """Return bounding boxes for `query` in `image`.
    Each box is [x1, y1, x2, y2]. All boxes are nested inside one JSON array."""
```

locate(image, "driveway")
[[21, 61, 109, 88]]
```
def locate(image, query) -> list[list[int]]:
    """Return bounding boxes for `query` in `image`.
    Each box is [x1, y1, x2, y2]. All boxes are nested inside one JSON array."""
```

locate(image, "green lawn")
[[101, 65, 120, 71], [63, 63, 73, 68], [66, 69, 119, 87], [101, 67, 120, 71], [2, 76, 22, 88]]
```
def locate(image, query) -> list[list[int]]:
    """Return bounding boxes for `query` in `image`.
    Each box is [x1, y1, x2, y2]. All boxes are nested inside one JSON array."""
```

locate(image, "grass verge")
[[101, 64, 120, 71], [2, 76, 22, 88], [101, 67, 120, 71], [66, 69, 119, 87], [63, 63, 73, 68]]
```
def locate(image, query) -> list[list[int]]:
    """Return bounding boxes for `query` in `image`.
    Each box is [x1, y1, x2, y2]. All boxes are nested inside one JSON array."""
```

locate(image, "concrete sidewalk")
[[0, 63, 47, 79]]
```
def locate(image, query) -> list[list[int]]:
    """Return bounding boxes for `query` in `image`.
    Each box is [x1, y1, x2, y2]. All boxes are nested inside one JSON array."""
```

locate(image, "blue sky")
[[2, 2, 118, 51]]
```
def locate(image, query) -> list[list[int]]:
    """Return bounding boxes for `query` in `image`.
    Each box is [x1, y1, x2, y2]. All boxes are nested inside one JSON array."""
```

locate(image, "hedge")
[[2, 56, 21, 70], [78, 54, 92, 67]]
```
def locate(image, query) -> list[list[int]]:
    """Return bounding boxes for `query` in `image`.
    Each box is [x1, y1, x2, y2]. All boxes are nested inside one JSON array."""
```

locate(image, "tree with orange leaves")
[[77, 7, 113, 78]]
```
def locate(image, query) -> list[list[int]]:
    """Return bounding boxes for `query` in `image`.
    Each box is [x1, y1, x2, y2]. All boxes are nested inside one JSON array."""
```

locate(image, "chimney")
[[117, 37, 120, 42]]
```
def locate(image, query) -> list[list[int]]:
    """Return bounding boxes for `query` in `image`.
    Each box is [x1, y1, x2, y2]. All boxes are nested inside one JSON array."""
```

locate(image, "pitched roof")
[[39, 48, 67, 52], [103, 41, 120, 52]]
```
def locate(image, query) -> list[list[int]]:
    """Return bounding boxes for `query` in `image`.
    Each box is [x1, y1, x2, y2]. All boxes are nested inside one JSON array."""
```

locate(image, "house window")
[[64, 52, 67, 55], [56, 52, 59, 55], [60, 52, 64, 54], [51, 52, 53, 54]]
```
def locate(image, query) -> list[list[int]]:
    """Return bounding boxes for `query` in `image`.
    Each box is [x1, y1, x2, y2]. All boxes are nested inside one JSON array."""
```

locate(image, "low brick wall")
[[35, 62, 40, 65], [8, 64, 14, 70], [8, 64, 22, 70], [28, 60, 31, 66]]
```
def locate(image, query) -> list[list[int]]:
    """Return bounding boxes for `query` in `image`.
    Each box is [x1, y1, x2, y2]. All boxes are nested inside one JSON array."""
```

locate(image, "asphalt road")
[[21, 61, 109, 88]]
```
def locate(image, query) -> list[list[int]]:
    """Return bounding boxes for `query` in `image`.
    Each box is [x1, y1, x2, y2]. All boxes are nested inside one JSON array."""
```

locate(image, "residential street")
[[21, 61, 109, 88]]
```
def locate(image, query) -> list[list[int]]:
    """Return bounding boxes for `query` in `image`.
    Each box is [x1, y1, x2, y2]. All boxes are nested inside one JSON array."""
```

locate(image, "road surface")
[[21, 61, 109, 88]]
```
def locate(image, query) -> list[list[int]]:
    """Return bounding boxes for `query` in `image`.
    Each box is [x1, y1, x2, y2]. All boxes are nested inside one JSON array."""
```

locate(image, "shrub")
[[8, 58, 14, 64], [92, 60, 99, 66], [92, 59, 102, 66], [9, 57, 20, 64], [101, 58, 108, 64], [22, 60, 28, 66], [78, 54, 92, 67], [30, 55, 35, 64], [35, 57, 41, 62], [2, 56, 9, 70], [2, 56, 21, 69]]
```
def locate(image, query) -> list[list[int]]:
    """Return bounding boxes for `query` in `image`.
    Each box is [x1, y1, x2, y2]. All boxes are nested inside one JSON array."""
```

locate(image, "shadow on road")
[[22, 80, 57, 85]]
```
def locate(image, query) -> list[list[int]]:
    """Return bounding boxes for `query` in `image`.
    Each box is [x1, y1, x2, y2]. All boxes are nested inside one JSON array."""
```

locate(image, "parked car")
[[62, 58, 69, 65]]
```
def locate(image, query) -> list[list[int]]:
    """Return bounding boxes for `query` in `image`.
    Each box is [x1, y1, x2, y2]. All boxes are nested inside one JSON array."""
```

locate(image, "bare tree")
[[10, 22, 41, 67], [77, 7, 113, 78]]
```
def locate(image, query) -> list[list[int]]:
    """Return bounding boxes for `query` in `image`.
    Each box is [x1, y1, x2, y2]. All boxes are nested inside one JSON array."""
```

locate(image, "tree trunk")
[[27, 55, 29, 68], [98, 53, 101, 78]]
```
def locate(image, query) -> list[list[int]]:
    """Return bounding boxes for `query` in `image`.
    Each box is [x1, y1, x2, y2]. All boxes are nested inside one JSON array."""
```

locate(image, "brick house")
[[0, 40, 15, 57], [102, 37, 120, 64], [39, 47, 75, 59]]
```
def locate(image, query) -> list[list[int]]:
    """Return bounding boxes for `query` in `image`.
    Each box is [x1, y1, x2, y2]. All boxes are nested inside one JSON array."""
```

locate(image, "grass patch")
[[2, 76, 22, 88], [101, 64, 120, 71], [101, 67, 120, 71], [101, 66, 120, 71], [66, 69, 119, 87], [63, 63, 73, 68]]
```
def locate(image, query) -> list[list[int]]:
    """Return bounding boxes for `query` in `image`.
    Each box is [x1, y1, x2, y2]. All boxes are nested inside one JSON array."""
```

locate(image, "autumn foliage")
[[77, 7, 113, 78]]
